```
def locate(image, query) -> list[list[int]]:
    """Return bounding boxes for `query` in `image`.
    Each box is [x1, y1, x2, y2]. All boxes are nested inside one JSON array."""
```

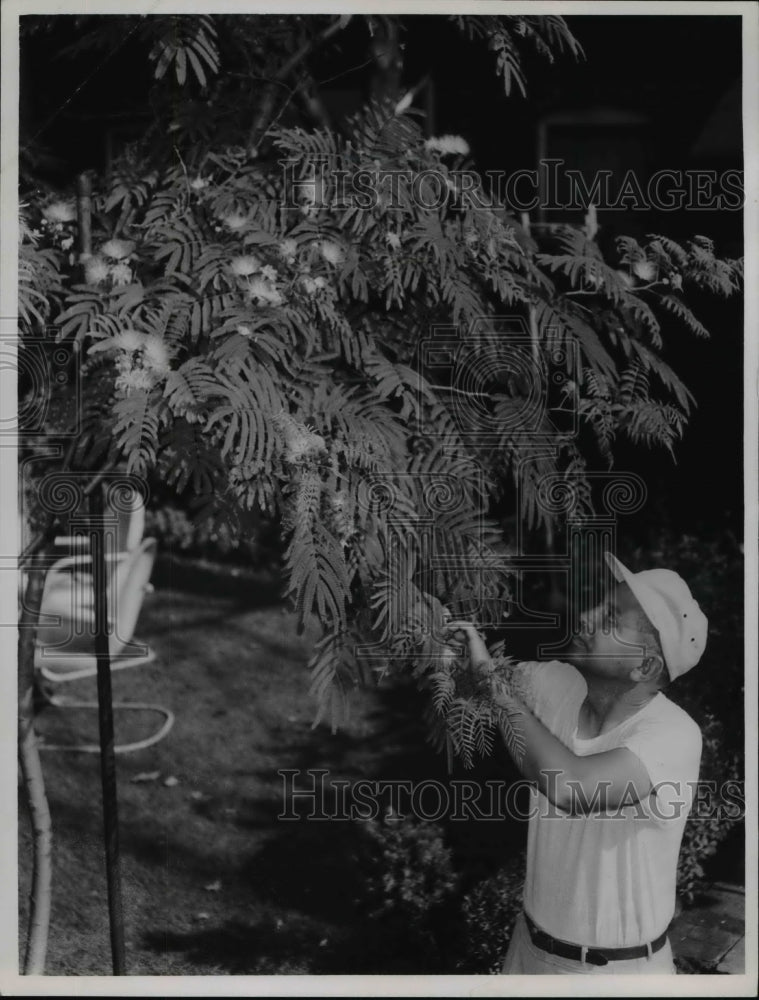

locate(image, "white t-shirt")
[[511, 660, 702, 949]]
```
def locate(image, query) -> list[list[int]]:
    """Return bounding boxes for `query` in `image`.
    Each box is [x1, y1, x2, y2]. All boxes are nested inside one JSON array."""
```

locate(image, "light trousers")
[[501, 912, 676, 975]]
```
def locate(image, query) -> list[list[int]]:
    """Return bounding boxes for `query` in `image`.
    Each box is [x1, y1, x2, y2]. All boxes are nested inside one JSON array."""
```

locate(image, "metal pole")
[[89, 485, 126, 974]]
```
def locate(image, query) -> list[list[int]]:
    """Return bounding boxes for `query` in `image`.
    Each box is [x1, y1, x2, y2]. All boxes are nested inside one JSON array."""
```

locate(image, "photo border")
[[2, 2, 756, 995]]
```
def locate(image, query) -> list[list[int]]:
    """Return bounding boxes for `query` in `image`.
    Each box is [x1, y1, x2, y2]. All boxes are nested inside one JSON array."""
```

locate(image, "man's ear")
[[631, 653, 665, 685]]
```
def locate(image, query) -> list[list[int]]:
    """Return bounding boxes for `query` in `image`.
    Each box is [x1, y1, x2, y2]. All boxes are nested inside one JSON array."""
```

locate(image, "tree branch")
[[295, 69, 333, 130], [248, 14, 352, 149]]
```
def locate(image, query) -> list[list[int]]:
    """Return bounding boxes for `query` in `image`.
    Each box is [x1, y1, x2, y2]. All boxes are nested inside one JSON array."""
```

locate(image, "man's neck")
[[582, 677, 659, 734]]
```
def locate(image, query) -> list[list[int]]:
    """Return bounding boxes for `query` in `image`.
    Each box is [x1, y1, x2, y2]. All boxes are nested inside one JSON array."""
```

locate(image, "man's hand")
[[444, 617, 528, 768], [444, 619, 495, 676], [444, 619, 522, 705]]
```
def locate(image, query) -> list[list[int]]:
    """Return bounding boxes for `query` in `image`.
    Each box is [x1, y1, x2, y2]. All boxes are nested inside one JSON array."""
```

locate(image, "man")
[[447, 550, 707, 974]]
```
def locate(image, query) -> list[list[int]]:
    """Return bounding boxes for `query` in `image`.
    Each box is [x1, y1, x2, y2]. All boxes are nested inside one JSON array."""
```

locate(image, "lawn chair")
[[34, 487, 173, 753]]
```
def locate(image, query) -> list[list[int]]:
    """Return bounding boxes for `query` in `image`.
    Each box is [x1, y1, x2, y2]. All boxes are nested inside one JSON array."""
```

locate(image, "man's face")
[[565, 581, 654, 680]]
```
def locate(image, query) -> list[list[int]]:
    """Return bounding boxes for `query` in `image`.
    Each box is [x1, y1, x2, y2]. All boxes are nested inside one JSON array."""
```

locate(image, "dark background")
[[20, 14, 744, 539]]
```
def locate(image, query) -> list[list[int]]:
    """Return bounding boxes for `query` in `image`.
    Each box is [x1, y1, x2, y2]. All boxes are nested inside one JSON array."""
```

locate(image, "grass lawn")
[[21, 564, 460, 976], [23, 559, 739, 976]]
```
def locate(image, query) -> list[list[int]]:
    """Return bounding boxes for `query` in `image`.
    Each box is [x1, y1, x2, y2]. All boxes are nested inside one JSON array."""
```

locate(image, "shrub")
[[676, 710, 742, 903], [354, 814, 460, 968], [145, 501, 283, 569], [456, 853, 525, 973], [354, 813, 527, 973]]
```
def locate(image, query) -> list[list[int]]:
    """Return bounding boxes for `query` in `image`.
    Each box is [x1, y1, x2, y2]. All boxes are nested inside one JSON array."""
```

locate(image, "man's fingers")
[[444, 620, 478, 632], [445, 622, 488, 646]]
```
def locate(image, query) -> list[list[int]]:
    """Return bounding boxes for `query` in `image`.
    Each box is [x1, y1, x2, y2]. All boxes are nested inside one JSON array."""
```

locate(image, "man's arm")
[[447, 622, 653, 815], [494, 693, 653, 814]]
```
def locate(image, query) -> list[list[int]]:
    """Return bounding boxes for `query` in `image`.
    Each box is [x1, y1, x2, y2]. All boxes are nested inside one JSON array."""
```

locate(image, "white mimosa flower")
[[285, 428, 327, 464], [229, 255, 261, 276], [424, 135, 470, 157], [42, 201, 77, 223], [115, 368, 155, 394], [114, 330, 146, 352], [247, 277, 283, 306], [110, 263, 133, 287], [278, 238, 298, 260], [274, 411, 327, 463], [143, 335, 170, 373], [84, 257, 110, 286], [632, 260, 656, 282], [221, 211, 249, 231], [319, 240, 344, 266], [100, 238, 135, 260]]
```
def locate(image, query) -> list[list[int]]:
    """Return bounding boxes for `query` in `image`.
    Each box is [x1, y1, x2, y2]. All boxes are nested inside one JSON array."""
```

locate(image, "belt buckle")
[[588, 949, 609, 967]]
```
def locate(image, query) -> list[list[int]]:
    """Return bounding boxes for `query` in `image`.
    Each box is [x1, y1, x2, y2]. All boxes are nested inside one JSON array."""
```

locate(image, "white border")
[[1, 2, 756, 996], [0, 1, 20, 989]]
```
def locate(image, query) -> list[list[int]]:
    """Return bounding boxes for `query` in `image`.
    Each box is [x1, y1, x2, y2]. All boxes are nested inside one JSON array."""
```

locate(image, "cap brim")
[[604, 550, 667, 642], [604, 551, 659, 629], [604, 551, 628, 584]]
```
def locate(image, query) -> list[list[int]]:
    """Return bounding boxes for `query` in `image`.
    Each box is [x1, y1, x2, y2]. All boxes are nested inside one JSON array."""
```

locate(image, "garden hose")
[[38, 647, 156, 685], [36, 640, 174, 754], [37, 695, 175, 755]]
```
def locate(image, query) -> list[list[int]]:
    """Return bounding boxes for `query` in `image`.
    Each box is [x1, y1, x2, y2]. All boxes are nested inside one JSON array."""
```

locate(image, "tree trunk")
[[370, 16, 403, 103], [247, 14, 352, 151], [18, 566, 51, 975]]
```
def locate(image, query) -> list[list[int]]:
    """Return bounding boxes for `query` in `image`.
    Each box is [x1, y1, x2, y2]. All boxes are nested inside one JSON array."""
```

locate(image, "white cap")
[[604, 551, 708, 680]]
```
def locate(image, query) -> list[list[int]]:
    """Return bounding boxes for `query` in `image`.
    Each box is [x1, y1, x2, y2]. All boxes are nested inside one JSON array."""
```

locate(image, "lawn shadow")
[[141, 909, 427, 975], [123, 581, 526, 974], [231, 679, 524, 931], [142, 917, 329, 975], [136, 678, 474, 973]]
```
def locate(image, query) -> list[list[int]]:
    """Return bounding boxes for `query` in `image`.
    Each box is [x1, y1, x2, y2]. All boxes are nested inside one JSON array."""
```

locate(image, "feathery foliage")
[[19, 14, 742, 766]]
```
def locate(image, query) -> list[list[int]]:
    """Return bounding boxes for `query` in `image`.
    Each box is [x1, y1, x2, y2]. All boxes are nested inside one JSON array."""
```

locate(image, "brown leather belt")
[[523, 911, 670, 967]]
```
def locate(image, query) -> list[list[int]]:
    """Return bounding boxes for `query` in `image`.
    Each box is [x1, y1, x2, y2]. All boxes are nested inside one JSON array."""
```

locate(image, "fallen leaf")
[[131, 771, 160, 784]]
